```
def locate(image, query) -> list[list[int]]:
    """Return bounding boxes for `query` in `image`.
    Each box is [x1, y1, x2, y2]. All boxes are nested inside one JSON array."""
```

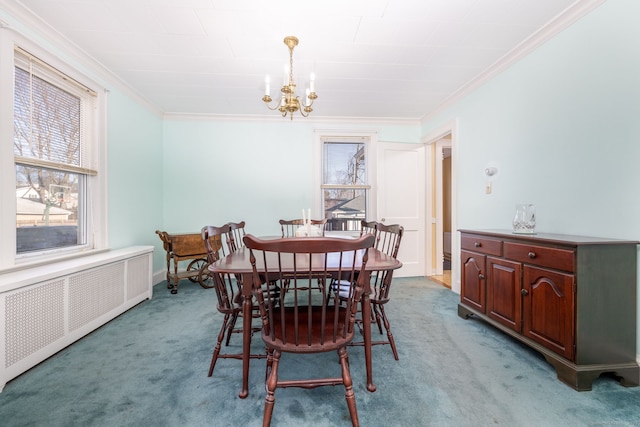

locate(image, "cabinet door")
[[523, 266, 575, 361], [487, 257, 522, 332], [461, 250, 486, 313]]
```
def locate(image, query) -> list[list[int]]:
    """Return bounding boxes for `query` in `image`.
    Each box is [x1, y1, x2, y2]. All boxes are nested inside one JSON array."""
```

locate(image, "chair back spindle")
[[227, 221, 247, 252]]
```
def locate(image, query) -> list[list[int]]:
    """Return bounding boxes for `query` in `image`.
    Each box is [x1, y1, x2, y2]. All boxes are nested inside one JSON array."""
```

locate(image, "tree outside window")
[[322, 140, 369, 231]]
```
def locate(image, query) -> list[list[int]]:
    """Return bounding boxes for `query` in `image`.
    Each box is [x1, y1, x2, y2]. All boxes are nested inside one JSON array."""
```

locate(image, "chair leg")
[[338, 347, 359, 427], [225, 312, 239, 346], [378, 305, 399, 361], [208, 313, 230, 377], [265, 348, 274, 383], [263, 349, 280, 427]]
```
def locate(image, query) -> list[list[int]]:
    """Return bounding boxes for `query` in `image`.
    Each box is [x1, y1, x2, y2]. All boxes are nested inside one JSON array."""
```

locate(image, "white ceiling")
[[14, 0, 592, 120]]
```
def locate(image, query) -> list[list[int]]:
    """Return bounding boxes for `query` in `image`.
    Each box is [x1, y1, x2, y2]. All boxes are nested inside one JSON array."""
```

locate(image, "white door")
[[377, 142, 425, 277]]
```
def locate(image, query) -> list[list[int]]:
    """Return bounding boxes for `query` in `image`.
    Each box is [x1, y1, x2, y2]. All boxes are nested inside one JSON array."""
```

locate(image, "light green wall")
[[422, 0, 640, 240], [161, 119, 420, 241], [106, 90, 164, 269]]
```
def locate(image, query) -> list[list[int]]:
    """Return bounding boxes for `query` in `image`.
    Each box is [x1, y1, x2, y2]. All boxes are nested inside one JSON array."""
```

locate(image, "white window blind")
[[13, 47, 97, 176]]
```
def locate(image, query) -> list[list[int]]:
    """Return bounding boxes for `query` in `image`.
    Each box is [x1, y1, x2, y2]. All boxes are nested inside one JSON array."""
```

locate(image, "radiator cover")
[[0, 246, 153, 392]]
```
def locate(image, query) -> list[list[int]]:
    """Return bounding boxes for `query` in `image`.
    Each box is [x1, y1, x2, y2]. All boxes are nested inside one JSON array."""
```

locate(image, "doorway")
[[431, 138, 452, 288], [424, 120, 458, 293]]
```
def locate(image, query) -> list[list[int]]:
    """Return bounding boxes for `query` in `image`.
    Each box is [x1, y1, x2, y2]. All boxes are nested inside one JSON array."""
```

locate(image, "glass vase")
[[512, 204, 536, 234]]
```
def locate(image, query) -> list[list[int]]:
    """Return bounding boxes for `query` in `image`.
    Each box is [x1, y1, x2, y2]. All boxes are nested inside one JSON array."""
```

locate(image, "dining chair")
[[279, 218, 327, 237], [201, 224, 266, 378], [366, 222, 403, 360], [244, 234, 375, 427], [334, 221, 404, 360]]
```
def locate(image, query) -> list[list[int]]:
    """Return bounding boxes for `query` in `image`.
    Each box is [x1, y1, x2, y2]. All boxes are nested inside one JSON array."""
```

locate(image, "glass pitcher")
[[513, 204, 536, 234]]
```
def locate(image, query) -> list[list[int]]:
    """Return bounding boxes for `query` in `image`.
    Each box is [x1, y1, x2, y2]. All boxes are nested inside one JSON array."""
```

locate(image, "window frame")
[[313, 130, 378, 235], [0, 28, 108, 271]]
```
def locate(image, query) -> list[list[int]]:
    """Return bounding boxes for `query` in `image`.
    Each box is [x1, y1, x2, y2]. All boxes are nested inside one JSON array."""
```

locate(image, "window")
[[12, 46, 99, 257], [320, 135, 372, 232]]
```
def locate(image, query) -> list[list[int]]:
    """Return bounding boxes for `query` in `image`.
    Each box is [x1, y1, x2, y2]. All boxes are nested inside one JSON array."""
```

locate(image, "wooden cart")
[[155, 230, 214, 294]]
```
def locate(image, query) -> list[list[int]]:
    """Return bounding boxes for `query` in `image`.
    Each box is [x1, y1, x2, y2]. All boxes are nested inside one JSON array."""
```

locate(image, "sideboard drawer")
[[461, 235, 502, 256], [504, 242, 575, 272]]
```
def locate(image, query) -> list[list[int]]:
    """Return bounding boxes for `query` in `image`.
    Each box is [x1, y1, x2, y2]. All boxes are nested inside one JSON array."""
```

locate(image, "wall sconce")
[[484, 167, 498, 177]]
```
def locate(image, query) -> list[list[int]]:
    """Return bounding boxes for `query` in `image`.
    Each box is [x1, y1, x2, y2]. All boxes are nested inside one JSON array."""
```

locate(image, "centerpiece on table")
[[295, 208, 323, 237]]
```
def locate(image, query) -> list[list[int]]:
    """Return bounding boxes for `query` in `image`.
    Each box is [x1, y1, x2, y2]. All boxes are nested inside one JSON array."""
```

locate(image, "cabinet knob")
[[478, 274, 485, 280], [474, 242, 481, 247], [528, 251, 536, 258], [521, 289, 529, 296]]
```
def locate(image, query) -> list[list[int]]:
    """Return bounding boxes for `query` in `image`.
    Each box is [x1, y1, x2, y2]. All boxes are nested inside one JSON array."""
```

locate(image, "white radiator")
[[0, 246, 153, 392]]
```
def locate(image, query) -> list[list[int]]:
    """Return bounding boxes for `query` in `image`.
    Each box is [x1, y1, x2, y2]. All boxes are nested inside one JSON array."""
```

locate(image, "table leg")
[[361, 282, 376, 392], [239, 272, 252, 398]]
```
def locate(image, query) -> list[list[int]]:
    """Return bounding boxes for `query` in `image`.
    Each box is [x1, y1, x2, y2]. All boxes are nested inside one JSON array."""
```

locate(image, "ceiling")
[[14, 0, 591, 120]]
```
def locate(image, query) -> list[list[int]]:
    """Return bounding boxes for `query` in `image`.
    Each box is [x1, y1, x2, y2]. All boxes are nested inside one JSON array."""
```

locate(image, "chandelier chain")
[[289, 45, 294, 85]]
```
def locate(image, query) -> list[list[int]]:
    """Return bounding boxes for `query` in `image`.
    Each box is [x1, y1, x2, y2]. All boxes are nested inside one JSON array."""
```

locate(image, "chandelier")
[[262, 36, 317, 120]]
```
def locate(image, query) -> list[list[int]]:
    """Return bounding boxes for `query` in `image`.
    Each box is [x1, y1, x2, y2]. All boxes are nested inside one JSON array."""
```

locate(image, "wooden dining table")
[[209, 237, 402, 398]]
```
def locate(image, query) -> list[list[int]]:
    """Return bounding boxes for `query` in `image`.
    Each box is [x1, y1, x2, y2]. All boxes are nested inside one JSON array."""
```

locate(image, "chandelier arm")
[[301, 97, 315, 109], [299, 107, 312, 117], [263, 99, 285, 111]]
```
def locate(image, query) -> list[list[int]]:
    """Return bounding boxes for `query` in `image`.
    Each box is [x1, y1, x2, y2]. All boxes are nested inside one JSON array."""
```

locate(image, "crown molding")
[[420, 0, 608, 125], [163, 111, 421, 126]]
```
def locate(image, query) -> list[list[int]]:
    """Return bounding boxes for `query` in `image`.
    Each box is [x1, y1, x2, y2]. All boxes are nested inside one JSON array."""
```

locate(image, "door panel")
[[461, 250, 486, 312], [377, 142, 425, 277], [487, 257, 522, 331], [523, 266, 575, 360]]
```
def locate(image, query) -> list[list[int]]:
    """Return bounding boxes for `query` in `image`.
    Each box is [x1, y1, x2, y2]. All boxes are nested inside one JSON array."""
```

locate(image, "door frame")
[[423, 119, 460, 293], [434, 138, 451, 276]]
